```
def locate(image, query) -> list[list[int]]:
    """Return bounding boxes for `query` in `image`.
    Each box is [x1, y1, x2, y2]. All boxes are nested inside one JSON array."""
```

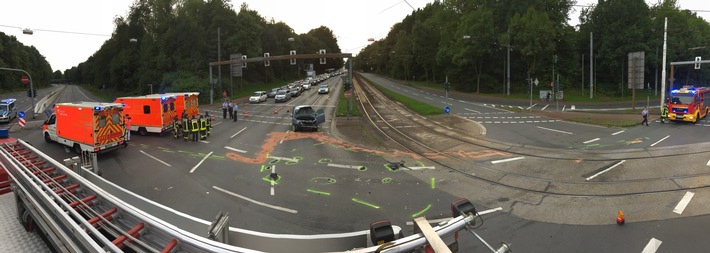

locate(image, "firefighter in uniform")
[[205, 111, 212, 137], [182, 116, 190, 141], [173, 116, 181, 139], [199, 115, 207, 140], [660, 103, 669, 124], [190, 116, 199, 141]]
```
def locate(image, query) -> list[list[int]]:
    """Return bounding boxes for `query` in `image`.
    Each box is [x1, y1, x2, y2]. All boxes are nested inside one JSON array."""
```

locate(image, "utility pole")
[[661, 17, 668, 109], [590, 32, 594, 99], [506, 31, 511, 96]]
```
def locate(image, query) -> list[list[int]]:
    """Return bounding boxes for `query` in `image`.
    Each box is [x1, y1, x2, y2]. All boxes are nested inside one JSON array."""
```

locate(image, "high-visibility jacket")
[[191, 119, 199, 132], [199, 118, 207, 131], [661, 106, 669, 117]]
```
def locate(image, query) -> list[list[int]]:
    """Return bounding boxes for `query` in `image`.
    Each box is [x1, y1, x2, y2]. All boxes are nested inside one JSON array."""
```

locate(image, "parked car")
[[318, 84, 329, 94], [249, 91, 267, 103], [291, 105, 325, 132], [275, 90, 291, 102], [267, 88, 279, 98]]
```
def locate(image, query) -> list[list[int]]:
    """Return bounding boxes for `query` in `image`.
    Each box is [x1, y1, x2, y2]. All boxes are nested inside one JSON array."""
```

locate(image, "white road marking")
[[562, 105, 566, 111], [673, 191, 695, 214], [586, 160, 625, 181], [328, 163, 363, 170], [224, 146, 247, 153], [536, 126, 573, 135], [491, 156, 525, 164], [464, 108, 481, 113], [641, 238, 662, 253], [583, 138, 600, 144], [407, 166, 435, 170], [268, 155, 297, 162], [611, 130, 625, 135], [189, 151, 214, 173], [541, 104, 549, 111], [650, 135, 670, 147], [139, 150, 172, 167], [230, 127, 247, 138], [199, 140, 210, 144], [706, 159, 710, 166], [280, 130, 290, 144], [406, 207, 502, 225], [213, 186, 297, 214], [212, 121, 223, 126]]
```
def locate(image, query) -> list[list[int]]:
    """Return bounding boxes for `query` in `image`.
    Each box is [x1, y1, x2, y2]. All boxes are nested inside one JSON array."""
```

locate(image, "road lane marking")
[[268, 155, 298, 162], [583, 138, 600, 144], [139, 150, 172, 167], [280, 130, 290, 144], [586, 160, 625, 181], [611, 130, 625, 135], [706, 159, 710, 166], [224, 146, 247, 153], [328, 163, 364, 170], [641, 238, 662, 253], [199, 140, 210, 144], [213, 186, 297, 214], [673, 191, 694, 214], [406, 207, 502, 225], [408, 166, 435, 170], [541, 104, 549, 110], [190, 151, 214, 173], [650, 135, 670, 147], [464, 108, 481, 113], [230, 127, 247, 138], [562, 105, 566, 111], [491, 157, 525, 164], [536, 126, 573, 135], [270, 165, 276, 196]]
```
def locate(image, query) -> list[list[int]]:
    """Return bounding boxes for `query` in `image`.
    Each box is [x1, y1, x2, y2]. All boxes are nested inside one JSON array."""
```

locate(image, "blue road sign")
[[444, 106, 450, 114], [18, 111, 25, 118]]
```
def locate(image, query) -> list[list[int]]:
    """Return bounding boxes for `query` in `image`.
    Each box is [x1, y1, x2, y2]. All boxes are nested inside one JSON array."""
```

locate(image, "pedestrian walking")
[[641, 107, 649, 126], [222, 100, 228, 119], [660, 103, 669, 124], [233, 103, 238, 122], [125, 114, 132, 141], [546, 92, 551, 102], [228, 102, 234, 119]]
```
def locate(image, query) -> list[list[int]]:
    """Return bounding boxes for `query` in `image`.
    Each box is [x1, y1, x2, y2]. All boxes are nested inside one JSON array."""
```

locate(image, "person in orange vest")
[[125, 114, 132, 141]]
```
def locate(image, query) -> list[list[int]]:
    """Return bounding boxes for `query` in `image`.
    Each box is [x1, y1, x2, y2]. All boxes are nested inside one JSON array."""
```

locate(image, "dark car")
[[289, 87, 301, 97], [267, 88, 279, 98], [291, 105, 325, 132]]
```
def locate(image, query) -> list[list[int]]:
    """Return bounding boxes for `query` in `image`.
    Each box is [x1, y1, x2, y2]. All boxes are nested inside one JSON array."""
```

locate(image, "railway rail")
[[351, 73, 710, 197]]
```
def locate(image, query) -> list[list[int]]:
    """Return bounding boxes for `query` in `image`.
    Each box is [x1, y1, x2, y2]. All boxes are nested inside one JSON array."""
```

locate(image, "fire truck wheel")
[[44, 133, 51, 143], [138, 127, 148, 136], [73, 144, 82, 154]]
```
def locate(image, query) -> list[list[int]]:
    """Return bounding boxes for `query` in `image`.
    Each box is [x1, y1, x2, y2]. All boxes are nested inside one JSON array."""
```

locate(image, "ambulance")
[[114, 94, 178, 135], [156, 92, 199, 120], [43, 102, 127, 153]]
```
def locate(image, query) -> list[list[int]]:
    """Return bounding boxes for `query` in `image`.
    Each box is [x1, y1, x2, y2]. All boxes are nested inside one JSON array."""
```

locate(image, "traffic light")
[[241, 55, 247, 68], [27, 89, 36, 97], [444, 82, 450, 91], [344, 82, 351, 91], [319, 49, 326, 64], [289, 50, 297, 65], [264, 53, 270, 67], [695, 56, 702, 69]]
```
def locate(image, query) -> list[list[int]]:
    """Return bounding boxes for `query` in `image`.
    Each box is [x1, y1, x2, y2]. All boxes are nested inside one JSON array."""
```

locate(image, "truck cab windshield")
[[670, 95, 693, 104]]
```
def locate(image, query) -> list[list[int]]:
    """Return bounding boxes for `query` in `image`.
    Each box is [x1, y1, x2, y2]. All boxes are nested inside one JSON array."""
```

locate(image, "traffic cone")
[[616, 210, 625, 225], [245, 105, 249, 119]]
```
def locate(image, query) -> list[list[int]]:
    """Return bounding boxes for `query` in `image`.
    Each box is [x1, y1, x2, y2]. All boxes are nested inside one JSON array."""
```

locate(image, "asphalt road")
[[4, 76, 710, 252]]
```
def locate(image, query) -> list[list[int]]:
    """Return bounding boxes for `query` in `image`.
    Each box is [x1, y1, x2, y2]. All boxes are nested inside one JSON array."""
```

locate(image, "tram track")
[[351, 73, 710, 197]]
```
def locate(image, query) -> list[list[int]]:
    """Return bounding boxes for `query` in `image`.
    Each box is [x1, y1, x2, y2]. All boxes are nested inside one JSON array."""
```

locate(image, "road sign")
[[21, 75, 29, 84], [18, 111, 25, 118], [344, 90, 351, 98], [444, 106, 450, 114], [534, 78, 539, 86]]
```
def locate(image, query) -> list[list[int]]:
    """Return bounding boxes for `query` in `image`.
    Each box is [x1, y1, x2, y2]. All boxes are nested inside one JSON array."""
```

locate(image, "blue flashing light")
[[94, 106, 101, 110], [0, 98, 16, 104]]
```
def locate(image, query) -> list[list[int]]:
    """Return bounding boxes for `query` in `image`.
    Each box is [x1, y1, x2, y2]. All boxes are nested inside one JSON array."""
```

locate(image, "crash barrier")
[[0, 138, 503, 252]]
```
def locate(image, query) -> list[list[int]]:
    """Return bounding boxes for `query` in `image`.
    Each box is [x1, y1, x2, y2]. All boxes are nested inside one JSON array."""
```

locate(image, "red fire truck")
[[667, 86, 710, 123]]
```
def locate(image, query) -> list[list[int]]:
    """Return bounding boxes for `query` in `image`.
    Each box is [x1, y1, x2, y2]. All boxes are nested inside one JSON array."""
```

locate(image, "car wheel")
[[44, 133, 51, 143], [138, 127, 148, 136]]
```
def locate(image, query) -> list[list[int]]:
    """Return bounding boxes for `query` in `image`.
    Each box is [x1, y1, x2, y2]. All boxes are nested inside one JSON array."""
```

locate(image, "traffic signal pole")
[[0, 67, 35, 119]]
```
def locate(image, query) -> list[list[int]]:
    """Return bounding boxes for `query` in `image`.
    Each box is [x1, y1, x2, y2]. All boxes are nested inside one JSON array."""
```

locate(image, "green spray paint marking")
[[431, 178, 436, 189], [411, 204, 432, 218], [260, 165, 268, 172], [293, 156, 303, 160], [352, 198, 380, 209], [307, 189, 331, 196], [262, 174, 281, 184], [381, 177, 393, 184], [311, 177, 337, 185], [318, 158, 332, 163], [314, 142, 325, 146], [416, 161, 425, 167], [269, 158, 280, 164], [158, 147, 176, 153]]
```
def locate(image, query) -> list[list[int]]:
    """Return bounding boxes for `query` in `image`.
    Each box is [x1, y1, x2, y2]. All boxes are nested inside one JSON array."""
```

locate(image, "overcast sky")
[[0, 0, 708, 72]]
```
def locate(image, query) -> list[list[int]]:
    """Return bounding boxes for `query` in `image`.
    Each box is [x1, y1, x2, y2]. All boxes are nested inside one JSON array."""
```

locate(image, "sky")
[[0, 0, 708, 72]]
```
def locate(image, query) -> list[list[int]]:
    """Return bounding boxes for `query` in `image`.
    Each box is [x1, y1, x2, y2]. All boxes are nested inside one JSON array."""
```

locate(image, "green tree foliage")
[[0, 32, 52, 92]]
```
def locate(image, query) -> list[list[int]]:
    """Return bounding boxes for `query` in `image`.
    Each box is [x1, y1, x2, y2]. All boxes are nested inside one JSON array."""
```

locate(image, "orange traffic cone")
[[616, 210, 625, 225], [273, 107, 277, 114]]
